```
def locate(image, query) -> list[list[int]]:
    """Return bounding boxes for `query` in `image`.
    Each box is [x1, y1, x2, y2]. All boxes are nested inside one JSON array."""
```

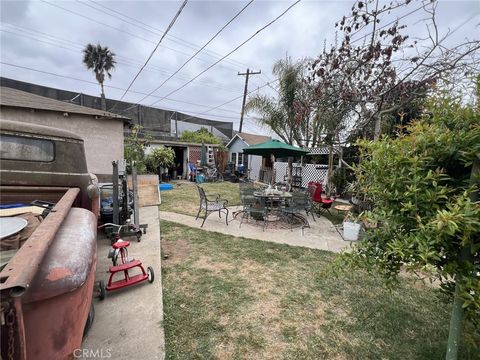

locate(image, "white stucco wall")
[[0, 107, 125, 176]]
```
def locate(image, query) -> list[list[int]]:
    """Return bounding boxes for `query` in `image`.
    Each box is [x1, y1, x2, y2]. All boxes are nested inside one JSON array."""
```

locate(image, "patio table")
[[253, 191, 292, 205], [253, 191, 292, 222]]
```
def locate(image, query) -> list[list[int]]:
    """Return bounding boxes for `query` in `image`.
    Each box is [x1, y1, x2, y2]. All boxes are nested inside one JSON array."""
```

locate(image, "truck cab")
[[0, 120, 99, 360]]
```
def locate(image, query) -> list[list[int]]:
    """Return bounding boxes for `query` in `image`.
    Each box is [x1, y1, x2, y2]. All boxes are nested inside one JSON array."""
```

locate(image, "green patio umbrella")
[[243, 139, 309, 185], [243, 139, 309, 158], [200, 142, 208, 167]]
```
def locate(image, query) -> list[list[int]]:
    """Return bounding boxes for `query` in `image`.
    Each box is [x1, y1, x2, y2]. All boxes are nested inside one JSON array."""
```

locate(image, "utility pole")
[[238, 68, 261, 133]]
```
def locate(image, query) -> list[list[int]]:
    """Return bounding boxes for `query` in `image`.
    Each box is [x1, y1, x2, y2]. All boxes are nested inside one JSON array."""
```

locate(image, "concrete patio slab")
[[160, 206, 353, 253], [82, 206, 164, 360]]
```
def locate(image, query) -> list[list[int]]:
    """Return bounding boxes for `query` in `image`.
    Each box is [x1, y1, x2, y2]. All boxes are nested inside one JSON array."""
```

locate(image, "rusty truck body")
[[0, 119, 99, 360]]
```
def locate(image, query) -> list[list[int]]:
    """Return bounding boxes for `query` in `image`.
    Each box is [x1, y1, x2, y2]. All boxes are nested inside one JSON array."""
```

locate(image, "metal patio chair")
[[195, 185, 229, 227], [282, 192, 311, 234], [239, 192, 268, 231]]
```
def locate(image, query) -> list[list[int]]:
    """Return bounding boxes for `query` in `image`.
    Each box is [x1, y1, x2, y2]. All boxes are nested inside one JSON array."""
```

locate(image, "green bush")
[[341, 94, 480, 339], [145, 146, 175, 174], [331, 166, 355, 196], [124, 125, 152, 173], [180, 127, 220, 144]]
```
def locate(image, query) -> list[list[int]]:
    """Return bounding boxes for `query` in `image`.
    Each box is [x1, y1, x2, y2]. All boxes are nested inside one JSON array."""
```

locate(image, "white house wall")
[[249, 155, 262, 181]]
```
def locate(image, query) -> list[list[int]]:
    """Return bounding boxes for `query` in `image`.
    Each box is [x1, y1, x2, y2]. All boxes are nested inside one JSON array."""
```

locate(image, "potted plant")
[[145, 146, 175, 182]]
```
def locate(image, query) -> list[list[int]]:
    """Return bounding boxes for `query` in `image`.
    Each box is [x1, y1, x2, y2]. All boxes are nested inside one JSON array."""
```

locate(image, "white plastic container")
[[343, 221, 361, 241]]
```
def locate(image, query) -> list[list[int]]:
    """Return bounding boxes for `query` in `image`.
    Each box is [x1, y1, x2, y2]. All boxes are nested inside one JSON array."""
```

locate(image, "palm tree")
[[245, 57, 309, 146], [83, 43, 116, 111], [245, 57, 310, 184]]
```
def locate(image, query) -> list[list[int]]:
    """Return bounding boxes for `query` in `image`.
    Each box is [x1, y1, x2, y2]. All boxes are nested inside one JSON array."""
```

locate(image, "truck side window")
[[0, 134, 54, 162]]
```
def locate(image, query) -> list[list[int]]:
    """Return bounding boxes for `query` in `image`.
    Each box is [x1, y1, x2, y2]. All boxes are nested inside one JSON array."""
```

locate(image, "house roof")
[[227, 132, 271, 148], [149, 139, 221, 148], [0, 87, 130, 121]]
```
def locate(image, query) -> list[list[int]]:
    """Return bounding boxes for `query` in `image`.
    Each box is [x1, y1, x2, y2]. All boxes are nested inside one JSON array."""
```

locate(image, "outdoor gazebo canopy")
[[243, 139, 309, 158]]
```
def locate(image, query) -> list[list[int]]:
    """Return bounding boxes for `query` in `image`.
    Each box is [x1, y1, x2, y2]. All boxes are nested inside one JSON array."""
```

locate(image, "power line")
[[87, 0, 259, 71], [0, 59, 270, 129], [77, 0, 241, 71], [244, 1, 444, 103], [0, 61, 242, 115], [39, 0, 230, 69], [349, 1, 428, 45], [167, 79, 280, 124], [133, 0, 255, 105], [149, 0, 301, 107], [116, 0, 189, 105], [40, 0, 156, 44], [0, 24, 241, 94], [152, 104, 257, 122]]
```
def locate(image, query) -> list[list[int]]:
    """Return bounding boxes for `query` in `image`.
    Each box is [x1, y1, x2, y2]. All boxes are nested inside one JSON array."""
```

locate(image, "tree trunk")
[[271, 154, 276, 185], [374, 113, 382, 140], [100, 82, 106, 111], [287, 157, 293, 187], [445, 157, 479, 359], [327, 144, 334, 198], [158, 166, 162, 183]]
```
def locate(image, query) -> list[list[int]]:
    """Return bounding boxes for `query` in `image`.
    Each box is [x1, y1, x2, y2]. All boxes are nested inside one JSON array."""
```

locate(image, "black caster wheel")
[[136, 231, 142, 242], [147, 266, 155, 283], [98, 280, 106, 300]]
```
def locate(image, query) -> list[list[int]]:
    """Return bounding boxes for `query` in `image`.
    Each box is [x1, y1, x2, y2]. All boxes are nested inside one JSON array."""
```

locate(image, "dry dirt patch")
[[161, 238, 191, 267]]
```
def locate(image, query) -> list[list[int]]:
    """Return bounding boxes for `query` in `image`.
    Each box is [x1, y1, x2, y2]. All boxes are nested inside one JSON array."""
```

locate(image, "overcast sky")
[[1, 0, 479, 136]]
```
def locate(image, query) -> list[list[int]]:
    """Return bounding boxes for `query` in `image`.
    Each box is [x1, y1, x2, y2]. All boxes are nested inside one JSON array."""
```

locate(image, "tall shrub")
[[124, 125, 151, 174], [342, 95, 480, 355]]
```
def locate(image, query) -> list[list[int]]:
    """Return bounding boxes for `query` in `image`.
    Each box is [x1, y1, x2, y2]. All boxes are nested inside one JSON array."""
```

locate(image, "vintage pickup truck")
[[0, 120, 99, 360]]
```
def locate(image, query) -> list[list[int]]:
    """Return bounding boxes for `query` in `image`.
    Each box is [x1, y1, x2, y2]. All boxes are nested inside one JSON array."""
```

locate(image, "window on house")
[[231, 153, 237, 165], [237, 153, 243, 167]]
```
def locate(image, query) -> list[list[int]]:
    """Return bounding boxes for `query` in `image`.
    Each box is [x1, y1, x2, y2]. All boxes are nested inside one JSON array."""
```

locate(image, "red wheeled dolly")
[[98, 240, 154, 300]]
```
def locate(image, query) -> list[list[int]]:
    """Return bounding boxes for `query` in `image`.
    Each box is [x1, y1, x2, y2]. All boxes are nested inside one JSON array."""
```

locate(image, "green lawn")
[[160, 181, 241, 216], [161, 220, 479, 360]]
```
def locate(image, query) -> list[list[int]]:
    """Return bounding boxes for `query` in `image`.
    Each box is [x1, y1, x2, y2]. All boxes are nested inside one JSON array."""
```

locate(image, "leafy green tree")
[[180, 127, 220, 144], [83, 43, 116, 110], [341, 94, 480, 357], [124, 125, 152, 174]]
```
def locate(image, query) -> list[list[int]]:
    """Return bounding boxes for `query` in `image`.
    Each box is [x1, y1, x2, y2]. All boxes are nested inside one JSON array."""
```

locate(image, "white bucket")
[[343, 221, 361, 241]]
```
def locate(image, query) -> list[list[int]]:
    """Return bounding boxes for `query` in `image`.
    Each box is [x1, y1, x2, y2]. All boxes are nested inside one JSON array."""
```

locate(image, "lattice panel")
[[188, 146, 201, 163], [274, 162, 331, 188], [306, 146, 341, 155]]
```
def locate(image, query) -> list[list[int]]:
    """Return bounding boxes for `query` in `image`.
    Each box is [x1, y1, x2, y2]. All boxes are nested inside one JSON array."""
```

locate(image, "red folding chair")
[[307, 182, 334, 216]]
